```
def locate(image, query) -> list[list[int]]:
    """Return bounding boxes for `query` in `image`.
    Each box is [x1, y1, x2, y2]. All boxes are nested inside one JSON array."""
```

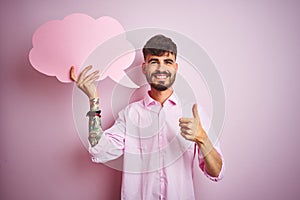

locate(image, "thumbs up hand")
[[180, 104, 223, 177], [179, 104, 208, 144]]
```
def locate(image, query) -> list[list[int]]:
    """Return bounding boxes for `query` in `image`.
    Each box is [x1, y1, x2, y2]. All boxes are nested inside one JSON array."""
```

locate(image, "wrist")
[[89, 94, 98, 100], [198, 136, 214, 158], [194, 129, 208, 145], [194, 130, 213, 156], [88, 90, 98, 100], [86, 110, 101, 117], [89, 97, 100, 111]]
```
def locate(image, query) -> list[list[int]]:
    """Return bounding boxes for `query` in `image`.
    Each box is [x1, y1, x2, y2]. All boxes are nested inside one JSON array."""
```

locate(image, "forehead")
[[145, 52, 176, 62]]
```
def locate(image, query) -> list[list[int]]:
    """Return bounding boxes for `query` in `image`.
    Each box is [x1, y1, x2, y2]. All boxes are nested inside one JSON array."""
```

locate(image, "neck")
[[149, 87, 173, 105]]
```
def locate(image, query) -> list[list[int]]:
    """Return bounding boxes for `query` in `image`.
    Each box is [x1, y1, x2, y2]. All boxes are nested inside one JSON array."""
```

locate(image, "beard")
[[147, 71, 176, 91], [150, 83, 169, 91]]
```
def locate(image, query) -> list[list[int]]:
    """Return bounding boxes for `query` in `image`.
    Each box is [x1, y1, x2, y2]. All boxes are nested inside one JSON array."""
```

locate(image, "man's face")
[[142, 52, 178, 91]]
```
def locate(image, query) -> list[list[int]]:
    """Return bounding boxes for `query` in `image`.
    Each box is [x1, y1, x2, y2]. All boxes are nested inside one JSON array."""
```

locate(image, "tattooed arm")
[[88, 98, 103, 147], [70, 65, 102, 147]]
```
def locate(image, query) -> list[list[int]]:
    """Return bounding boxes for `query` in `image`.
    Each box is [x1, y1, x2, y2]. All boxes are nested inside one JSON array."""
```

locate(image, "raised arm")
[[70, 65, 103, 147], [179, 104, 223, 178]]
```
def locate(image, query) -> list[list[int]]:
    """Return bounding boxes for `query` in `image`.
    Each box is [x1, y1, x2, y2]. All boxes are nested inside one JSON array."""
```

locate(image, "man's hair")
[[142, 34, 177, 60]]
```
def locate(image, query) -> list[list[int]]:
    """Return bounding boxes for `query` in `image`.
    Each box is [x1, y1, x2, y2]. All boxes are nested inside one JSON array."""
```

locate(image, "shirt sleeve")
[[89, 108, 126, 163]]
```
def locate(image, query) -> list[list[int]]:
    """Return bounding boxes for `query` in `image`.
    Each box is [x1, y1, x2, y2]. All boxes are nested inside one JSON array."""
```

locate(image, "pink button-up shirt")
[[89, 92, 224, 200]]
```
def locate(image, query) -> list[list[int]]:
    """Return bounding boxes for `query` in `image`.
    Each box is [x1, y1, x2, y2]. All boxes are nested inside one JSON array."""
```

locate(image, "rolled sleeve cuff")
[[202, 156, 225, 182], [88, 133, 124, 163], [198, 144, 225, 182]]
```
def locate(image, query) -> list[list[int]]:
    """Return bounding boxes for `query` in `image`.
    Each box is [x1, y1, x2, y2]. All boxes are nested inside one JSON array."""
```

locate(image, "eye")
[[149, 60, 158, 64]]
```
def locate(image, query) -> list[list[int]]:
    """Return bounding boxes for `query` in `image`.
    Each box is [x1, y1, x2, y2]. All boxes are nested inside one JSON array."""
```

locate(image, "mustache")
[[151, 70, 171, 76]]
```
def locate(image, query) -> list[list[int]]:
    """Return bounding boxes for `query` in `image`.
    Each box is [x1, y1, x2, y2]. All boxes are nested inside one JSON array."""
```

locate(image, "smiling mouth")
[[154, 74, 168, 79], [152, 71, 171, 80]]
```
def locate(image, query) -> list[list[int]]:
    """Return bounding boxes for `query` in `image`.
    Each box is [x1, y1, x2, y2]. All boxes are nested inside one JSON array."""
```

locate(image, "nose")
[[157, 63, 167, 70]]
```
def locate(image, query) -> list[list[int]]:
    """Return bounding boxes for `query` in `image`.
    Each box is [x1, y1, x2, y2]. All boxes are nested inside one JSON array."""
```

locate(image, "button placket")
[[158, 107, 167, 199]]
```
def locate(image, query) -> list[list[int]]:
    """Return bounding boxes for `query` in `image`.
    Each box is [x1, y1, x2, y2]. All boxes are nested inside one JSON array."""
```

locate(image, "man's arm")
[[87, 98, 103, 147], [179, 104, 223, 178], [70, 65, 102, 147], [195, 135, 223, 178]]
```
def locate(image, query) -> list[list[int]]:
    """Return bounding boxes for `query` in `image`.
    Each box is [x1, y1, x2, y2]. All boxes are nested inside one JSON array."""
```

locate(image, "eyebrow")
[[148, 58, 159, 63], [164, 58, 174, 63], [147, 58, 174, 63]]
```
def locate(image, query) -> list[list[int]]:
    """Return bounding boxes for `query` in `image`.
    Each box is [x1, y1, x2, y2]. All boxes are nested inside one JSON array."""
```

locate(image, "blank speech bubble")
[[29, 13, 137, 87]]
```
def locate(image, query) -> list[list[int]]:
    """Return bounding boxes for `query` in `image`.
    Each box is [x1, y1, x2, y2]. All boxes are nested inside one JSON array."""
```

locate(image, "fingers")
[[180, 127, 193, 135], [179, 117, 194, 130], [77, 65, 92, 83], [77, 66, 99, 85], [77, 65, 95, 83], [179, 117, 195, 141], [180, 125, 196, 141], [181, 132, 195, 141], [179, 117, 193, 123], [80, 70, 100, 84], [85, 75, 100, 85]]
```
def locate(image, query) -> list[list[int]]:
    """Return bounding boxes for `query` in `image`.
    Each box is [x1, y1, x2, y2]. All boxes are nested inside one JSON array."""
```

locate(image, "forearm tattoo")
[[88, 98, 103, 147]]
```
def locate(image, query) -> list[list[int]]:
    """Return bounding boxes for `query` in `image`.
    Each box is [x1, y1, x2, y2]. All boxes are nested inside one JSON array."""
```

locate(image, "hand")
[[179, 104, 208, 144], [70, 65, 100, 99]]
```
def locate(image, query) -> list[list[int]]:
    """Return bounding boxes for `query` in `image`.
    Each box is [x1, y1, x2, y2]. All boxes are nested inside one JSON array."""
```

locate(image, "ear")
[[142, 62, 146, 74], [175, 62, 178, 71]]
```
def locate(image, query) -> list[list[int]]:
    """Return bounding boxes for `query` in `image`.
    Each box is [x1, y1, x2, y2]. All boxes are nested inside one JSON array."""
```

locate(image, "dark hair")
[[142, 34, 177, 60]]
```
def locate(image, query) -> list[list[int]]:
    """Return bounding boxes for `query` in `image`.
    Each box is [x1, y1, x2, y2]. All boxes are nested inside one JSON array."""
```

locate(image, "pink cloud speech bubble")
[[29, 13, 136, 85]]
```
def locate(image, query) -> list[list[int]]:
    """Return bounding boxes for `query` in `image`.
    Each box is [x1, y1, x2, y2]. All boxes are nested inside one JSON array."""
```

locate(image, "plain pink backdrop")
[[1, 0, 300, 200]]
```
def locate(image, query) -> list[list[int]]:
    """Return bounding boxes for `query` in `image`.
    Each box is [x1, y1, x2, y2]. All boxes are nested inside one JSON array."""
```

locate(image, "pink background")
[[1, 0, 300, 199]]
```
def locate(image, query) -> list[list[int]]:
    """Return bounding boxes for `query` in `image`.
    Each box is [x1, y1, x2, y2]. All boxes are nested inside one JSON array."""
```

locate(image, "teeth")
[[156, 75, 167, 79]]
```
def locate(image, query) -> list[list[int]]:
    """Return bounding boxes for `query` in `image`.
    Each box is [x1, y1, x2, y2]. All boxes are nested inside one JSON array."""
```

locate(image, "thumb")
[[192, 103, 199, 119], [70, 66, 77, 82]]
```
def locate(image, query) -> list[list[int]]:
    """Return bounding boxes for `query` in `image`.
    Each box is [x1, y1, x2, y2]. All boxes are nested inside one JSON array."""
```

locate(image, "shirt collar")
[[143, 90, 179, 108]]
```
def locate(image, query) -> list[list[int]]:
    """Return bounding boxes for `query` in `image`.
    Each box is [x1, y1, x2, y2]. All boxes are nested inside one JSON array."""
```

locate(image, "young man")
[[71, 34, 224, 200]]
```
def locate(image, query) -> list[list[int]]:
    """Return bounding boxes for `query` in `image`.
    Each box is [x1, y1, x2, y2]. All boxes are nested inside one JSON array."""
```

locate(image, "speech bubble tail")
[[112, 74, 140, 89]]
